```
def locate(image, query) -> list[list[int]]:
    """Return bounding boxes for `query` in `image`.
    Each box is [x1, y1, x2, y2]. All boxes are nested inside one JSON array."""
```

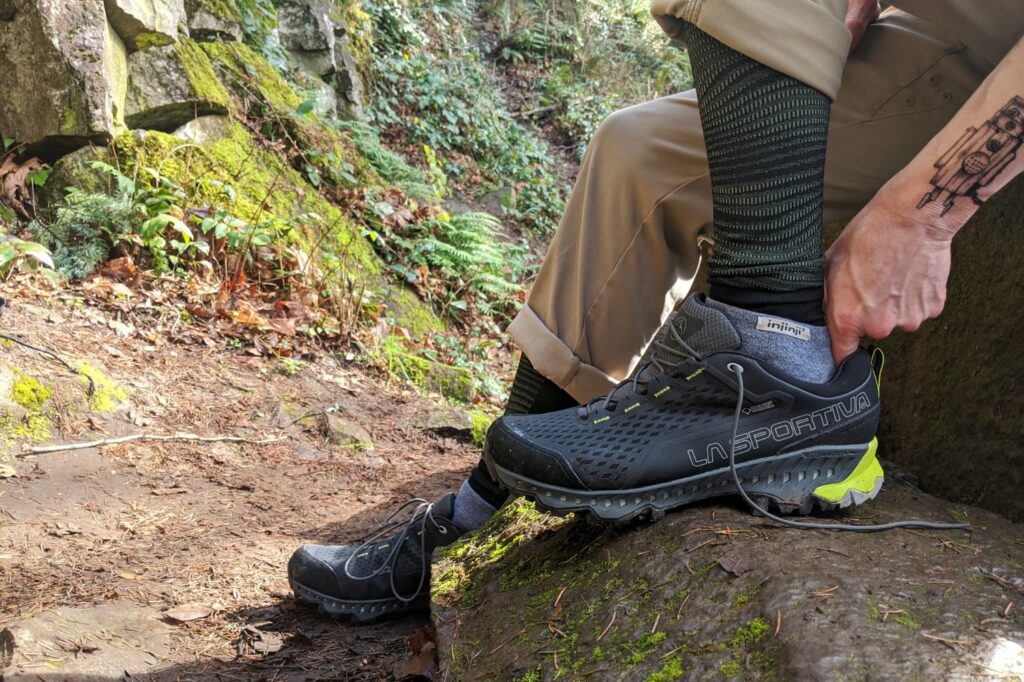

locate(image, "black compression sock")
[[683, 24, 830, 325]]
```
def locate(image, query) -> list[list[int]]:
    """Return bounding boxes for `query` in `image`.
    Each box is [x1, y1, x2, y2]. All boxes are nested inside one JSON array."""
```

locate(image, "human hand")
[[825, 195, 954, 363], [845, 0, 881, 53]]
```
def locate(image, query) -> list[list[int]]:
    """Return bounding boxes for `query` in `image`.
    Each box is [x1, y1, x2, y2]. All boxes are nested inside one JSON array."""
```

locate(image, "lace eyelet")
[[438, 526, 448, 535]]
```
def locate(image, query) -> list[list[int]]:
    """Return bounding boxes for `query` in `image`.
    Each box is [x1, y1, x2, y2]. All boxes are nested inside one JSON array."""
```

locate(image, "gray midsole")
[[492, 444, 874, 520]]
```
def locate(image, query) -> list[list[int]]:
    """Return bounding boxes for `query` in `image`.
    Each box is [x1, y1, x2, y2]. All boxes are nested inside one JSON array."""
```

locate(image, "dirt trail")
[[0, 291, 482, 680]]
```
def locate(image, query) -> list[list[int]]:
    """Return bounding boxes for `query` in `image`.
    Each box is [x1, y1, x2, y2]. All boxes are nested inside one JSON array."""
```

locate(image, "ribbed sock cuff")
[[709, 282, 825, 326], [453, 479, 498, 531]]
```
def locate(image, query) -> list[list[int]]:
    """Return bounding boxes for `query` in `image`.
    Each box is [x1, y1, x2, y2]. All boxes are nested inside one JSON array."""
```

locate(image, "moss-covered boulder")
[[0, 0, 128, 148], [433, 491, 1024, 680], [183, 0, 242, 41], [103, 0, 186, 51], [125, 38, 231, 130]]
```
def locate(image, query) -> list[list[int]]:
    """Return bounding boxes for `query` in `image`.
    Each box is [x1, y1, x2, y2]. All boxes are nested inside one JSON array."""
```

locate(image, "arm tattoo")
[[918, 96, 1024, 216]]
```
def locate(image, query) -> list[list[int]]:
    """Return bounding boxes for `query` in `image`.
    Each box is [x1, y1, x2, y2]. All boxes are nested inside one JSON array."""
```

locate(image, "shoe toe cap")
[[288, 544, 350, 598], [487, 415, 586, 489]]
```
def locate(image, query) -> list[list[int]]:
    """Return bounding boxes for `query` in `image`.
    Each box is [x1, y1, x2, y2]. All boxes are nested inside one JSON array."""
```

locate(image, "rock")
[[103, 0, 186, 51], [184, 0, 242, 42], [278, 0, 336, 80], [3, 601, 173, 676], [38, 144, 112, 208], [822, 177, 1024, 522], [425, 407, 474, 437], [0, 0, 128, 148], [172, 114, 232, 144], [290, 70, 339, 118], [332, 48, 365, 120], [125, 38, 230, 131], [433, 487, 1024, 680], [324, 412, 372, 448], [277, 0, 333, 53], [386, 349, 477, 403]]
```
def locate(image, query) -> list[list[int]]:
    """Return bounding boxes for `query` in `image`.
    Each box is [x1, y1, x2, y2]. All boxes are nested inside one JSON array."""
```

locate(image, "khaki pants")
[[508, 1, 1023, 403]]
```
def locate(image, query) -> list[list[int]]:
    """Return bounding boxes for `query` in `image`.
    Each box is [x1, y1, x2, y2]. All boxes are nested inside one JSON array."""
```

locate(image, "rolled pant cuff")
[[507, 305, 619, 404], [650, 0, 850, 99]]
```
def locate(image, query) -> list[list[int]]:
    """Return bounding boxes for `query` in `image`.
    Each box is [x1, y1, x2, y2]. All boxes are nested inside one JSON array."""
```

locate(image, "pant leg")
[[507, 91, 712, 402], [650, 0, 850, 99], [509, 10, 1000, 404]]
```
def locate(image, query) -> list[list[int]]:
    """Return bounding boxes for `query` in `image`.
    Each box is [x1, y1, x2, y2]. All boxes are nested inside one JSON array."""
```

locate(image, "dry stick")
[[0, 333, 95, 396], [20, 432, 286, 457]]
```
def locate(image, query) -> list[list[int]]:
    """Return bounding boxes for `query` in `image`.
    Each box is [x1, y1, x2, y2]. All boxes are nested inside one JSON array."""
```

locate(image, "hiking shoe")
[[288, 494, 467, 621], [484, 294, 884, 523]]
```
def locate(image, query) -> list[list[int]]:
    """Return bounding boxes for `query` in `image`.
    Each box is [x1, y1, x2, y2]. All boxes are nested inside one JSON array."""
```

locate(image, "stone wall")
[[0, 0, 365, 154], [874, 176, 1024, 521]]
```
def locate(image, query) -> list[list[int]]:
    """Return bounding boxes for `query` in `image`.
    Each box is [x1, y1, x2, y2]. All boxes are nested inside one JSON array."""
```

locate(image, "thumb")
[[830, 327, 861, 365]]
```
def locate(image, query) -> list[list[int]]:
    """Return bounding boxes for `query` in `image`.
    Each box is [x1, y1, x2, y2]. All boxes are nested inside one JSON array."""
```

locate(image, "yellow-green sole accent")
[[812, 438, 884, 507]]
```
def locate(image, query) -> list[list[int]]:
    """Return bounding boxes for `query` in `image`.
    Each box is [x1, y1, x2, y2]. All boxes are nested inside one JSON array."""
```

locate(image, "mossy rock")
[[432, 487, 1024, 680], [384, 348, 476, 403]]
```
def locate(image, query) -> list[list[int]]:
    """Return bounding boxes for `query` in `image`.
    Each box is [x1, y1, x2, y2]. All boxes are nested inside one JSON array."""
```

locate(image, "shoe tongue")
[[670, 294, 742, 355], [431, 493, 457, 522]]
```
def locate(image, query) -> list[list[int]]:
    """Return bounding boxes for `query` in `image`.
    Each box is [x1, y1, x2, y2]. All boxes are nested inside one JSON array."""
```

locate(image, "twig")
[[774, 609, 782, 637], [20, 432, 285, 456], [0, 333, 95, 396], [596, 610, 616, 642]]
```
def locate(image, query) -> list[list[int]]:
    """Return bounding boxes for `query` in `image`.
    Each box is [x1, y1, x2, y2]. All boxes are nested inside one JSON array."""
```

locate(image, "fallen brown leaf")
[[163, 603, 214, 623]]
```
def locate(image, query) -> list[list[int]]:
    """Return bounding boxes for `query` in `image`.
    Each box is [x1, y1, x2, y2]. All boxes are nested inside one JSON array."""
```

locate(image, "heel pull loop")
[[869, 346, 885, 399]]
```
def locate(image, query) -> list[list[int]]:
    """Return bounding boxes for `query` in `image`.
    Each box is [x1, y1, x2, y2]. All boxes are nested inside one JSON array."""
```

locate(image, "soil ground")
[[0, 287, 482, 680]]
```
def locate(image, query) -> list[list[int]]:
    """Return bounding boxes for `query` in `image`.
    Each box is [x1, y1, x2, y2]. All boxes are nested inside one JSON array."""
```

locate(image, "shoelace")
[[582, 322, 700, 417], [343, 498, 449, 602], [725, 362, 969, 532]]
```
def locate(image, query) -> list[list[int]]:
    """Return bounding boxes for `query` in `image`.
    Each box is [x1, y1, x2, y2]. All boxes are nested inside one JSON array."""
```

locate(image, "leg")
[[484, 7, 1003, 522]]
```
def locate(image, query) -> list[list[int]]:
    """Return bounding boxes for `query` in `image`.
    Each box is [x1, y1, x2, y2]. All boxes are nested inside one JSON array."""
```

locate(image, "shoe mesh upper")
[[505, 379, 736, 487]]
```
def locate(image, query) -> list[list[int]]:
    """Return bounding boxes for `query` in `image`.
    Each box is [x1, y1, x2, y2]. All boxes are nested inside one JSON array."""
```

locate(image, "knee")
[[587, 106, 655, 164]]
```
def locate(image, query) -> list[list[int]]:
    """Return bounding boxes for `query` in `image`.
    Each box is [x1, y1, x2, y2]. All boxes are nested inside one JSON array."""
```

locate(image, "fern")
[[336, 120, 435, 200], [31, 186, 141, 279]]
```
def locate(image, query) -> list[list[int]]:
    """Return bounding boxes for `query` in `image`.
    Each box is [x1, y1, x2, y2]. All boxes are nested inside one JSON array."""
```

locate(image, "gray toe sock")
[[452, 479, 497, 531], [707, 298, 835, 383]]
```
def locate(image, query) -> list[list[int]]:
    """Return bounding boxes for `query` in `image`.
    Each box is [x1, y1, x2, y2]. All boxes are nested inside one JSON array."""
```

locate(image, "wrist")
[[872, 172, 965, 243]]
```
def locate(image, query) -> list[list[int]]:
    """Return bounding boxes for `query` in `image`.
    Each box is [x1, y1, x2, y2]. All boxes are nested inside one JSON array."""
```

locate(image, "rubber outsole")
[[289, 578, 427, 623], [488, 440, 884, 524]]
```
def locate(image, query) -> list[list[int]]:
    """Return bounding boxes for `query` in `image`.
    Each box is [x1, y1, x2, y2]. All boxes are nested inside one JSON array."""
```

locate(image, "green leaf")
[[14, 239, 54, 269], [296, 99, 315, 116]]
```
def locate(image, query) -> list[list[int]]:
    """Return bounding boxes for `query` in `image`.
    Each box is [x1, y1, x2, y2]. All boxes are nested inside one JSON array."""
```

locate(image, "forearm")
[[875, 36, 1024, 238]]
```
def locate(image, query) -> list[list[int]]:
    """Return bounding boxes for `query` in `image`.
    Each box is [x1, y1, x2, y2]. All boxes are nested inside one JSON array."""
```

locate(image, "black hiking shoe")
[[484, 294, 884, 523], [288, 494, 467, 621]]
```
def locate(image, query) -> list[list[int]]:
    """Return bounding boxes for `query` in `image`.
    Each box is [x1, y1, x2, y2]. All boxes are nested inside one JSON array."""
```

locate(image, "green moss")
[[514, 669, 542, 682], [60, 109, 78, 135], [205, 0, 241, 21], [645, 657, 684, 682], [729, 617, 770, 647], [470, 411, 493, 448], [12, 373, 52, 411], [76, 361, 127, 412], [947, 506, 970, 525], [718, 659, 742, 677], [388, 287, 445, 338], [0, 413, 51, 442], [201, 41, 300, 112], [622, 631, 667, 664], [133, 32, 174, 51], [173, 38, 231, 108], [378, 339, 474, 401]]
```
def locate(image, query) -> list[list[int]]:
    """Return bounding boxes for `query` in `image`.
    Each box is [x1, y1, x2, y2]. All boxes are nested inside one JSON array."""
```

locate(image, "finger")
[[831, 332, 860, 365]]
